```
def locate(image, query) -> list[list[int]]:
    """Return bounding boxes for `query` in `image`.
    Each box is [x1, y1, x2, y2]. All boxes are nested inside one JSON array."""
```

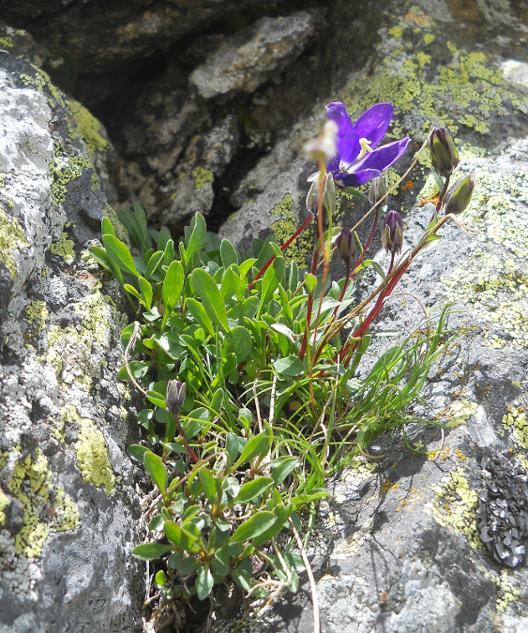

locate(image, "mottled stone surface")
[[190, 11, 321, 101], [0, 28, 143, 633], [0, 0, 288, 72]]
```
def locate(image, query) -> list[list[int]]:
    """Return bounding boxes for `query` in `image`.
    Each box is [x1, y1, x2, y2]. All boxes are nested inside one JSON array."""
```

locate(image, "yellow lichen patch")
[[0, 36, 13, 48], [502, 406, 528, 448], [269, 193, 313, 268], [0, 207, 29, 278], [68, 100, 108, 156], [0, 488, 10, 526], [49, 232, 75, 263], [446, 399, 478, 428], [492, 570, 520, 613], [192, 167, 214, 190], [6, 448, 80, 557], [429, 468, 482, 550], [49, 145, 94, 207], [24, 300, 49, 331], [75, 419, 115, 494]]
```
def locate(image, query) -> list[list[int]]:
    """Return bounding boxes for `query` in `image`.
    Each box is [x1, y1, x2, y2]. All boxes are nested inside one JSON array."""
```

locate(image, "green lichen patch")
[[192, 167, 214, 190], [0, 36, 13, 48], [502, 404, 528, 448], [270, 193, 313, 268], [6, 448, 80, 557], [446, 399, 478, 428], [492, 570, 521, 613], [429, 467, 482, 550], [0, 488, 10, 526], [19, 64, 65, 109], [24, 300, 49, 331], [442, 164, 528, 349], [44, 291, 112, 389], [67, 100, 108, 157], [49, 231, 75, 263], [49, 145, 94, 207], [0, 207, 29, 278]]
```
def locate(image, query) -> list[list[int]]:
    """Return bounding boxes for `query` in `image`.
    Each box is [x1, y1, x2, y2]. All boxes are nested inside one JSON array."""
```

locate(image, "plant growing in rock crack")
[[90, 101, 474, 628]]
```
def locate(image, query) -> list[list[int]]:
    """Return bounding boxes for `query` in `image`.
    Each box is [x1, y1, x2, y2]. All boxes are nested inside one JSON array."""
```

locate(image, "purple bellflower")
[[323, 102, 411, 188]]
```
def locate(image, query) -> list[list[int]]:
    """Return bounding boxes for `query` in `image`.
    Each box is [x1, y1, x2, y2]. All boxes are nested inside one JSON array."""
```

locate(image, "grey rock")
[[0, 0, 289, 71], [190, 11, 321, 101], [0, 28, 142, 633]]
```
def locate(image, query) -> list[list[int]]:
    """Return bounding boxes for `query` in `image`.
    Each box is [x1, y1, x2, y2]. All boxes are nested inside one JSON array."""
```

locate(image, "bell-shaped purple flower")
[[324, 102, 411, 188], [382, 210, 404, 255]]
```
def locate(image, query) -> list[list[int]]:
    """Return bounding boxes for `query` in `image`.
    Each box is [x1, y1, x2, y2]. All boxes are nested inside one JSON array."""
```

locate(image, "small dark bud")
[[368, 175, 388, 205], [166, 380, 186, 416], [336, 227, 355, 265], [444, 175, 475, 215], [430, 127, 459, 178], [382, 211, 404, 255]]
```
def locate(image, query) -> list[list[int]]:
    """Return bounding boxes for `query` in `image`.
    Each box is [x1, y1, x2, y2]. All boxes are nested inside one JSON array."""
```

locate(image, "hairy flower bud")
[[336, 227, 355, 266], [166, 380, 186, 416], [382, 210, 404, 255], [444, 175, 475, 215], [304, 120, 338, 163], [430, 127, 459, 178], [368, 175, 388, 205]]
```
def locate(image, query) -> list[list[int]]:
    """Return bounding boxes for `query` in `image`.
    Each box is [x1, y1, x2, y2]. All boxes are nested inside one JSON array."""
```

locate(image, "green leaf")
[[139, 277, 153, 310], [230, 511, 277, 544], [210, 388, 224, 415], [128, 444, 150, 463], [132, 543, 171, 560], [239, 258, 256, 279], [232, 477, 274, 505], [198, 468, 217, 504], [102, 234, 139, 277], [291, 488, 328, 510], [143, 451, 167, 495], [163, 260, 184, 311], [220, 239, 238, 267], [226, 433, 240, 465], [101, 216, 115, 236], [272, 355, 304, 377], [304, 273, 317, 294], [340, 186, 369, 200], [144, 251, 164, 280], [196, 564, 214, 600], [146, 390, 166, 409], [270, 456, 299, 485], [155, 570, 166, 587], [186, 298, 215, 337], [149, 514, 165, 532], [191, 269, 230, 333], [164, 521, 200, 552], [186, 212, 207, 263], [88, 246, 121, 278], [175, 555, 198, 576], [222, 326, 252, 363], [234, 427, 273, 468]]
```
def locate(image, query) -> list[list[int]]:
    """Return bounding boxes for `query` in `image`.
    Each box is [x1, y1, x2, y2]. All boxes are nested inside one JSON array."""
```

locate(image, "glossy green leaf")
[[198, 468, 216, 504], [186, 297, 215, 336], [164, 521, 200, 552], [191, 269, 229, 333], [232, 476, 274, 505], [290, 488, 328, 510], [146, 390, 166, 409], [132, 543, 171, 560], [102, 234, 139, 277], [304, 273, 317, 294], [155, 570, 166, 586], [220, 239, 238, 267], [272, 355, 304, 377], [222, 326, 252, 363], [270, 456, 299, 485], [196, 564, 214, 600], [163, 260, 184, 311], [234, 427, 272, 468], [101, 216, 115, 236], [128, 444, 150, 463], [144, 251, 164, 280], [186, 212, 207, 263], [143, 451, 167, 495], [175, 555, 198, 576], [139, 276, 153, 310], [230, 511, 277, 544]]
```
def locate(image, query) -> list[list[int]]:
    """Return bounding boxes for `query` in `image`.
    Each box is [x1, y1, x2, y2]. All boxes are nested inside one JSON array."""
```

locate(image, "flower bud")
[[429, 127, 459, 178], [336, 227, 355, 266], [382, 210, 404, 255], [304, 120, 338, 163], [368, 175, 388, 205], [166, 380, 186, 416], [443, 175, 475, 215]]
